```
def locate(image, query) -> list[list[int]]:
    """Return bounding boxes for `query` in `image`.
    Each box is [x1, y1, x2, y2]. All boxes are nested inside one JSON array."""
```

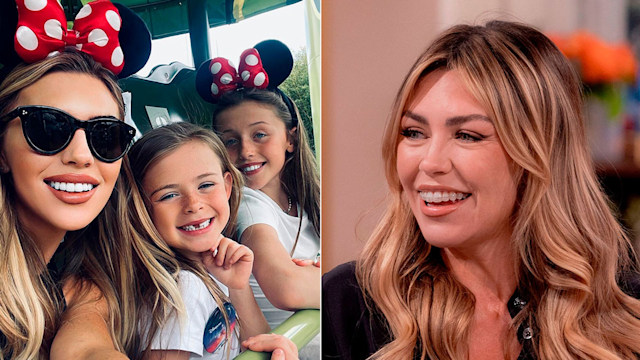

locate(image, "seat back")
[[119, 62, 216, 135]]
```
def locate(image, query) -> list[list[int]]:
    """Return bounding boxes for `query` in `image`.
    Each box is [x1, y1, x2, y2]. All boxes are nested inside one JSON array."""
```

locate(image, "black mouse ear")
[[253, 39, 293, 89], [196, 59, 217, 103], [0, 1, 20, 84], [114, 2, 151, 78]]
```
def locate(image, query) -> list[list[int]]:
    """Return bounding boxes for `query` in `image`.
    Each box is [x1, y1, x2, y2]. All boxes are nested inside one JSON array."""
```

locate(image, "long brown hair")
[[357, 20, 640, 359], [213, 89, 320, 254]]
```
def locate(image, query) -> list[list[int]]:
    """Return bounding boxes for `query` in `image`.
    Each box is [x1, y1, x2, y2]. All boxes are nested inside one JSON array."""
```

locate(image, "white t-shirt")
[[149, 270, 240, 359], [236, 187, 320, 329]]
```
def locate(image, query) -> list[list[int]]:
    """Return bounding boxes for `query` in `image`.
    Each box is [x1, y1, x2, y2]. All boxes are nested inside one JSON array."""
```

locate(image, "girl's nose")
[[240, 140, 255, 160], [60, 130, 94, 168], [418, 139, 453, 175], [183, 193, 204, 214]]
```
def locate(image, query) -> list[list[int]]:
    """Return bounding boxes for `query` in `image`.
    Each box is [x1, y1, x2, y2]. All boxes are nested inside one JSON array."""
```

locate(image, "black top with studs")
[[323, 262, 640, 360]]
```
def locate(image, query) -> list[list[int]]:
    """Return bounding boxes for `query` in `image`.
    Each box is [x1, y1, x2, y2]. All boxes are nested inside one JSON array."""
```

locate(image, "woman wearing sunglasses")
[[0, 0, 186, 358], [0, 1, 301, 359]]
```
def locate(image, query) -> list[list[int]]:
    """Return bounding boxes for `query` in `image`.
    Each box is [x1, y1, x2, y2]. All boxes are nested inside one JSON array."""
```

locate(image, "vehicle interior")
[[59, 0, 321, 358]]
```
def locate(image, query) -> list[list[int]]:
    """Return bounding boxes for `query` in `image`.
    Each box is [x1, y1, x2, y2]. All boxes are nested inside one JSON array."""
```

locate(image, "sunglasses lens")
[[23, 109, 72, 153], [89, 121, 133, 162]]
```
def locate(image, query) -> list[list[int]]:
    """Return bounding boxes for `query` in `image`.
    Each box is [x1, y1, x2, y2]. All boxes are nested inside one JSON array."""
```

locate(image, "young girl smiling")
[[196, 40, 320, 332], [129, 122, 298, 360]]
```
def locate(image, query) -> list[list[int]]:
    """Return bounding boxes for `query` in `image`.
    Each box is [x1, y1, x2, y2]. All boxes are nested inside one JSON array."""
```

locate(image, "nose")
[[417, 138, 453, 175], [183, 192, 204, 214], [60, 129, 94, 168], [239, 139, 256, 160]]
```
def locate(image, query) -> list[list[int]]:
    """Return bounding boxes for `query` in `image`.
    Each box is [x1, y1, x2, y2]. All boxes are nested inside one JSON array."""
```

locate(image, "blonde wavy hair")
[[356, 20, 640, 359], [0, 50, 183, 359], [128, 122, 245, 358]]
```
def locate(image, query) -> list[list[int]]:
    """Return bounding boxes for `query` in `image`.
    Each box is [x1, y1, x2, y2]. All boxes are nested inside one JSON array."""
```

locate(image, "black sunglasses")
[[0, 105, 136, 163]]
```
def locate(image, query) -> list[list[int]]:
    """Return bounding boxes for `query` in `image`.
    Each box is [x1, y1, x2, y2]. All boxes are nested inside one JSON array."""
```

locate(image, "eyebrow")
[[220, 121, 268, 134], [403, 111, 492, 126], [148, 172, 220, 198]]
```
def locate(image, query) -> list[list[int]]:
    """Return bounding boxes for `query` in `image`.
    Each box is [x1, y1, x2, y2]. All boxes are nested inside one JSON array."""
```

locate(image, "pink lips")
[[44, 174, 99, 205], [177, 217, 214, 236], [239, 162, 264, 176], [416, 187, 471, 218], [419, 196, 469, 217]]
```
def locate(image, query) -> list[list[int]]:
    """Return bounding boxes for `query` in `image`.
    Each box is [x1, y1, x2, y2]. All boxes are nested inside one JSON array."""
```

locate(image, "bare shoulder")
[[51, 278, 127, 360]]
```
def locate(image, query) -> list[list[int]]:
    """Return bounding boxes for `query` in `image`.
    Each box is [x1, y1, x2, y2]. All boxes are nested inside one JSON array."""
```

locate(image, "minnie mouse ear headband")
[[195, 39, 297, 124], [0, 0, 151, 82]]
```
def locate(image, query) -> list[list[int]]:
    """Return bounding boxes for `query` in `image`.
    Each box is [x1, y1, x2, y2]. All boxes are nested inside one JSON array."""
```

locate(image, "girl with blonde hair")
[[323, 20, 640, 359], [129, 122, 298, 360]]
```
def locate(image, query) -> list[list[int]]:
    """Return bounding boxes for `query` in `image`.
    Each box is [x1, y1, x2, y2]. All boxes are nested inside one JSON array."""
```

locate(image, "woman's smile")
[[396, 69, 518, 250]]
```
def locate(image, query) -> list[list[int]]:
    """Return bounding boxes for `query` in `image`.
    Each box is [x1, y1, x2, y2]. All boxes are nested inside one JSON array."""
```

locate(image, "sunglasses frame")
[[0, 105, 136, 163]]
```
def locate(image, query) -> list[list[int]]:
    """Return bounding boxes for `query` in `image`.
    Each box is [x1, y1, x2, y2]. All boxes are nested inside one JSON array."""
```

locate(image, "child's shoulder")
[[238, 187, 281, 217], [240, 187, 271, 203], [177, 269, 229, 297], [176, 269, 207, 292]]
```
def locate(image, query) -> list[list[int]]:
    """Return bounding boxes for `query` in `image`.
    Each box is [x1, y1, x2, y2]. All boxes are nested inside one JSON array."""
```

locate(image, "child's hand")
[[201, 235, 254, 289], [242, 334, 298, 360], [291, 258, 320, 268]]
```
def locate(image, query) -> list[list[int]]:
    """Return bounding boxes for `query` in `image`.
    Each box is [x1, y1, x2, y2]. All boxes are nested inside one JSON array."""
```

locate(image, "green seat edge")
[[233, 309, 320, 360]]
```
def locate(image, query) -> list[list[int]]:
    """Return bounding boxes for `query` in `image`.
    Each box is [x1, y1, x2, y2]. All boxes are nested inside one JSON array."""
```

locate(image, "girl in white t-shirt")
[[199, 40, 320, 330], [129, 122, 298, 360]]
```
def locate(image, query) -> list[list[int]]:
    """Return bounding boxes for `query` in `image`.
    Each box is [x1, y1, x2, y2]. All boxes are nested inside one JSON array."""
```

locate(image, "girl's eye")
[[456, 131, 484, 142], [400, 128, 425, 139], [254, 132, 267, 140], [224, 138, 239, 147], [199, 182, 215, 190], [158, 192, 178, 201]]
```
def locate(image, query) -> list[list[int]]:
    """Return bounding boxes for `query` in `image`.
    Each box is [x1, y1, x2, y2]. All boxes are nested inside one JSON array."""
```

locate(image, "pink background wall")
[[322, 2, 440, 272]]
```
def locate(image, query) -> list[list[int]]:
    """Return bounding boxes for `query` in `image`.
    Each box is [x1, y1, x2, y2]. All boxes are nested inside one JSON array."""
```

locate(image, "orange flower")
[[613, 44, 637, 82], [549, 30, 637, 86]]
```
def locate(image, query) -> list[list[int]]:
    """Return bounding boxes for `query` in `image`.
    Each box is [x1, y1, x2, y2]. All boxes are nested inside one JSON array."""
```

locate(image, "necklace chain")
[[286, 196, 292, 214]]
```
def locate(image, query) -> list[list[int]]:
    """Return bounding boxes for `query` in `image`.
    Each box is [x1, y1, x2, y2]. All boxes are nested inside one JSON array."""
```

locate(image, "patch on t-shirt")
[[203, 302, 237, 353]]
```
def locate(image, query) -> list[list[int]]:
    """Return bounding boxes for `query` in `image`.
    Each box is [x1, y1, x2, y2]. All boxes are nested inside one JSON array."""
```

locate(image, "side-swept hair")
[[357, 20, 640, 359]]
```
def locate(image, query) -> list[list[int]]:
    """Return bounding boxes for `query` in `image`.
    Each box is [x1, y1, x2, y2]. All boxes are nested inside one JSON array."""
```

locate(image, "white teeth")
[[47, 181, 94, 193], [181, 219, 211, 232], [242, 164, 261, 173], [420, 191, 469, 204]]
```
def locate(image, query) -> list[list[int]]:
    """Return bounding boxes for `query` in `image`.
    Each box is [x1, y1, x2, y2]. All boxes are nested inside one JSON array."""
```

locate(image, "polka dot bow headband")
[[15, 0, 126, 74], [196, 39, 294, 104], [202, 48, 269, 100], [1, 0, 151, 79]]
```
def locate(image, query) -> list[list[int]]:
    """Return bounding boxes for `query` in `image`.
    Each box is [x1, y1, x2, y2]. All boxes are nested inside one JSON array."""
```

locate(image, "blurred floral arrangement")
[[549, 31, 638, 118]]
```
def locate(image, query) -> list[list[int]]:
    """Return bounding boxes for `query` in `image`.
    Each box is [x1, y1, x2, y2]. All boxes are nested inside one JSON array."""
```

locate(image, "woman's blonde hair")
[[128, 122, 245, 358], [212, 89, 320, 255], [357, 20, 640, 359], [0, 50, 183, 359]]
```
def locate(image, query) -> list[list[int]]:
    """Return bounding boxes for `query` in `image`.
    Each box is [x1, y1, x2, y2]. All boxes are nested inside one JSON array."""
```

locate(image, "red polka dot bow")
[[14, 0, 124, 74], [207, 48, 269, 99]]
